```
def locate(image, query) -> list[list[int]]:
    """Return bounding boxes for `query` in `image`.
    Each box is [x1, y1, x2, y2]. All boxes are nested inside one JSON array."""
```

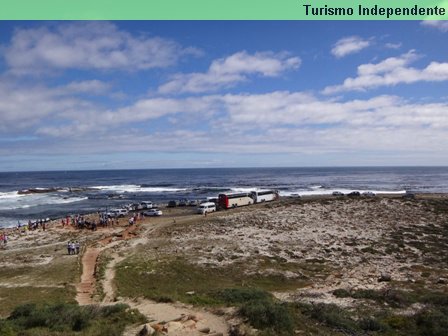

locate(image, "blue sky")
[[0, 20, 447, 171]]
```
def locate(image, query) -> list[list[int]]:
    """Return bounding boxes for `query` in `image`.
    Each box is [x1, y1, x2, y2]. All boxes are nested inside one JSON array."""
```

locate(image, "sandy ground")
[[154, 195, 448, 307], [1, 194, 447, 335]]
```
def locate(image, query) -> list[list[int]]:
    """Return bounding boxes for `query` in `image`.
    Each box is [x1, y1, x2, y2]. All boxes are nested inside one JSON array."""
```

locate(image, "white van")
[[197, 202, 216, 214], [113, 208, 129, 217]]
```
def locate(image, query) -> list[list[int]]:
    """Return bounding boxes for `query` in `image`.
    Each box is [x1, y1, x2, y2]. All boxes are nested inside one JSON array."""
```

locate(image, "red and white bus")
[[218, 192, 254, 209]]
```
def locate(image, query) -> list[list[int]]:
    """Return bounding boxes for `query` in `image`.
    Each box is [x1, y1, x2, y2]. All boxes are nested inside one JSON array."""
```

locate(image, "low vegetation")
[[0, 302, 146, 336], [0, 286, 76, 317], [115, 257, 308, 305], [239, 289, 448, 336]]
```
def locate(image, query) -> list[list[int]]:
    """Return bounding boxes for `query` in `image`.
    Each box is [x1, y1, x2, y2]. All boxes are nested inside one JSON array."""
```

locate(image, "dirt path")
[[122, 298, 230, 336], [102, 253, 125, 303], [76, 247, 101, 305], [75, 222, 143, 305]]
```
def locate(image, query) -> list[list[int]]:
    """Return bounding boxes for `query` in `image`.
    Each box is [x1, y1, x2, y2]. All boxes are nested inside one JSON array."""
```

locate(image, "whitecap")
[[91, 184, 187, 193]]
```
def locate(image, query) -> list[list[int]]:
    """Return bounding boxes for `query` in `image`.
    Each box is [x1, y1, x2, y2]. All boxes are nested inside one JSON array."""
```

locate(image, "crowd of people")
[[27, 219, 49, 231], [1, 208, 147, 251], [60, 213, 125, 231]]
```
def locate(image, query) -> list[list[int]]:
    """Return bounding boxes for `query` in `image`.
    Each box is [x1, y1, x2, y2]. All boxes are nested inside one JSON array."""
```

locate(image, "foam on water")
[[230, 187, 264, 193], [0, 194, 88, 211], [0, 191, 25, 200], [92, 184, 187, 193], [280, 188, 406, 197], [0, 217, 22, 228]]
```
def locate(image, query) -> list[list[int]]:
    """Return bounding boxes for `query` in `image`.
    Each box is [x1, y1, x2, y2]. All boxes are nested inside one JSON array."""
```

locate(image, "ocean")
[[1, 166, 447, 228]]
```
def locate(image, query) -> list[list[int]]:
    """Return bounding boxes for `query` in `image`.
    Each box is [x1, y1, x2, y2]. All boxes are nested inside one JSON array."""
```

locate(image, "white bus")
[[250, 190, 279, 203]]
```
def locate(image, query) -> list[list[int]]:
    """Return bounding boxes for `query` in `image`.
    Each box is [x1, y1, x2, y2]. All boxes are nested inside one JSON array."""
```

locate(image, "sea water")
[[1, 166, 447, 228]]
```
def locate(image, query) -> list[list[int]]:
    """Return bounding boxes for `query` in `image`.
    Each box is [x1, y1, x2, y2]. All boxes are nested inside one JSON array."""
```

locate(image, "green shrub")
[[0, 320, 16, 336], [332, 288, 350, 298], [213, 288, 273, 305], [3, 302, 146, 335], [240, 301, 294, 334], [383, 314, 414, 330], [154, 296, 174, 303], [422, 293, 448, 307], [358, 317, 388, 332], [8, 303, 37, 320], [302, 303, 357, 333], [415, 309, 448, 336], [98, 303, 128, 317]]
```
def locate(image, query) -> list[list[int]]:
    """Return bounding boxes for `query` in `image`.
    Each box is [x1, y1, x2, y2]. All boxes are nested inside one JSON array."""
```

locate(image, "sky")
[[0, 20, 447, 171]]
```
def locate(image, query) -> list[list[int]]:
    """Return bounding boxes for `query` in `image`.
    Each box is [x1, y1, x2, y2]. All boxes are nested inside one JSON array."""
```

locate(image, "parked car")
[[140, 201, 153, 209], [178, 199, 188, 207], [143, 209, 163, 216], [107, 208, 128, 218], [130, 203, 143, 211], [188, 200, 198, 206], [332, 191, 344, 196], [123, 203, 134, 211], [362, 191, 376, 197], [402, 192, 416, 199], [347, 191, 361, 197], [197, 202, 216, 214], [167, 200, 177, 207]]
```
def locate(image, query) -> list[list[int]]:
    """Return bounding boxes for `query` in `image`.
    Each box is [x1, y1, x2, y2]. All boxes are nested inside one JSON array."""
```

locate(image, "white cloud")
[[0, 80, 96, 132], [27, 89, 448, 140], [384, 42, 402, 49], [421, 20, 448, 32], [4, 22, 199, 74], [158, 51, 301, 94], [331, 36, 371, 58], [34, 95, 220, 137], [323, 50, 448, 94], [218, 92, 448, 130], [61, 80, 111, 95], [2, 83, 448, 162]]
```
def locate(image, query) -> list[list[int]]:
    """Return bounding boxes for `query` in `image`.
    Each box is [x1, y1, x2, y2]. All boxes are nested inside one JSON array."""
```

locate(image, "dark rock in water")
[[18, 186, 93, 194], [378, 273, 392, 282], [68, 187, 95, 192], [18, 187, 61, 194]]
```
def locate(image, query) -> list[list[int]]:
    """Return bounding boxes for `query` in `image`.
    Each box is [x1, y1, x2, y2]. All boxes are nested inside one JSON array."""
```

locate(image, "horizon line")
[[1, 165, 448, 174]]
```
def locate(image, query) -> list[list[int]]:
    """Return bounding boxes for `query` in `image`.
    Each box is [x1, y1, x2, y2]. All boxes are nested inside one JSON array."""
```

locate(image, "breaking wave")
[[0, 194, 88, 211], [92, 184, 188, 193], [280, 188, 406, 197]]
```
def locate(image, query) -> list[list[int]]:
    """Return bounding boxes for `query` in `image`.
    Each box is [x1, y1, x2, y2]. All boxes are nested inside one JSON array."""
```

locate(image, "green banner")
[[0, 0, 447, 20]]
